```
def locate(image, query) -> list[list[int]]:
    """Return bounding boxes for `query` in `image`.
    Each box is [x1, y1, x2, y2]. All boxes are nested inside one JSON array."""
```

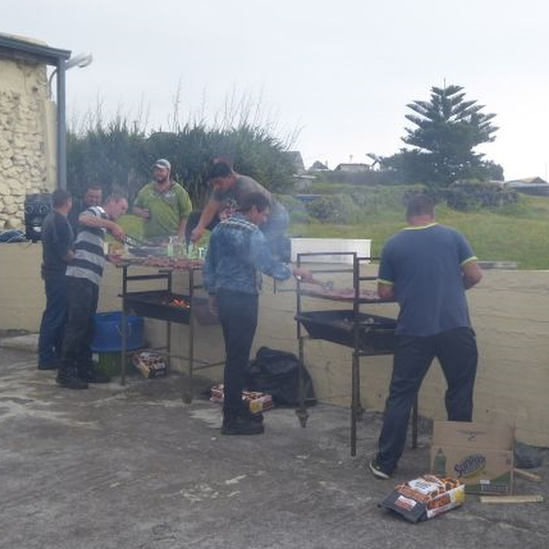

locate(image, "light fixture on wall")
[[48, 52, 93, 97], [65, 52, 93, 70]]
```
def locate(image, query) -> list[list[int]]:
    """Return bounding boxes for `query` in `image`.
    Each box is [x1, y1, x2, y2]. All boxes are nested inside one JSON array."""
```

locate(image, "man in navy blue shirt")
[[203, 192, 310, 435], [369, 194, 483, 479], [38, 189, 74, 370]]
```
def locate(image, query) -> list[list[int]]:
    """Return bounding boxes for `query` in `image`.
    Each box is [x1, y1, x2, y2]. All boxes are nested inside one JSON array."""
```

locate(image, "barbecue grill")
[[295, 310, 397, 354], [294, 251, 418, 457]]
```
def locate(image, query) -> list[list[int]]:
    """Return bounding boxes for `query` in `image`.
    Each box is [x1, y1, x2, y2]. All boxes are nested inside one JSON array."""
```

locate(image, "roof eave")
[[0, 35, 71, 66]]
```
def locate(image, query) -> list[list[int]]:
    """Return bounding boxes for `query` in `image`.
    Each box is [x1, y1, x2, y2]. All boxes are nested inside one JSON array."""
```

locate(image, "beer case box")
[[430, 421, 514, 495], [210, 384, 274, 414]]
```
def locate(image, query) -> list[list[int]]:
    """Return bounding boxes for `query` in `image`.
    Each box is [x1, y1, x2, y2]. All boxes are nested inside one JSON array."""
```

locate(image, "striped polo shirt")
[[66, 206, 109, 286]]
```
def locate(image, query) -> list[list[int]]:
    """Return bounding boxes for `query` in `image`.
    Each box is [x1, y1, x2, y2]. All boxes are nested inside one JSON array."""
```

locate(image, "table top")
[[298, 287, 395, 304], [109, 255, 203, 271]]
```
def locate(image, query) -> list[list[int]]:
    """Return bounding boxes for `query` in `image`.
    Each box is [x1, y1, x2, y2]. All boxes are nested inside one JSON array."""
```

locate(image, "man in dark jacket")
[[203, 192, 310, 435], [38, 189, 74, 370]]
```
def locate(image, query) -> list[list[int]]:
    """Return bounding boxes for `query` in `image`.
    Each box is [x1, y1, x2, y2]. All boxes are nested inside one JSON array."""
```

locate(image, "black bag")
[[247, 346, 316, 406]]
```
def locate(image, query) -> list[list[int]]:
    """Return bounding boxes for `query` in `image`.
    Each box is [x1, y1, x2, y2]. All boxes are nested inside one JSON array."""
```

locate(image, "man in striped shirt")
[[57, 194, 128, 390]]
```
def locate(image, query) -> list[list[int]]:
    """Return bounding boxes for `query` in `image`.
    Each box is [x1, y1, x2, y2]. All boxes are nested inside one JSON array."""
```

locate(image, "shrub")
[[305, 194, 361, 224], [444, 181, 518, 211]]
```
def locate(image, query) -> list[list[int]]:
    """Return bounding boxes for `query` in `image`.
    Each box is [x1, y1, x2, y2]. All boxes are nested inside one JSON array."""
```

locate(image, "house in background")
[[309, 160, 329, 171], [334, 163, 370, 173], [504, 176, 549, 196]]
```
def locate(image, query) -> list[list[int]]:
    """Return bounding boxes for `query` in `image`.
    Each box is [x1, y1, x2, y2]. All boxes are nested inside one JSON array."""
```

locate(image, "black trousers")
[[216, 289, 258, 420], [60, 277, 99, 371], [377, 327, 478, 472]]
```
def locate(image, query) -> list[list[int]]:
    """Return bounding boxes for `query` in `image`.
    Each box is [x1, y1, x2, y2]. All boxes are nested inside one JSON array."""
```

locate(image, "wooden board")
[[480, 495, 543, 504], [514, 468, 542, 483]]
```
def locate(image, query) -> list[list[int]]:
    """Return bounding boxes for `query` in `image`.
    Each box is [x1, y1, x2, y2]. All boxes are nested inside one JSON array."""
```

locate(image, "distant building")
[[334, 163, 370, 173], [309, 160, 329, 171], [504, 176, 549, 196]]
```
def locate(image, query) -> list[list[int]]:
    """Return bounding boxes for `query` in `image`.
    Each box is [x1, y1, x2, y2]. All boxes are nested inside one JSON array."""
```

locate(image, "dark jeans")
[[377, 327, 478, 472], [38, 275, 68, 366], [217, 289, 259, 420], [60, 277, 99, 371]]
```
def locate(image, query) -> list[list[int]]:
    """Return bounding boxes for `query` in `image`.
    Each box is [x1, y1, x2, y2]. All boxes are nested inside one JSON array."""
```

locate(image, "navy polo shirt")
[[378, 223, 477, 336]]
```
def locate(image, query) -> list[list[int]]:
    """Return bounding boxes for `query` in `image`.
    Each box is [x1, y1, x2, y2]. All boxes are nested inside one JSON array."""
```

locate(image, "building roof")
[[0, 33, 70, 66], [505, 176, 548, 186], [335, 163, 370, 171]]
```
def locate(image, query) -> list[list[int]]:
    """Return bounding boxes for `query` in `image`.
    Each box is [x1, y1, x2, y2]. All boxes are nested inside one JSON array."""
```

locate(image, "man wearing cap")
[[133, 159, 193, 242]]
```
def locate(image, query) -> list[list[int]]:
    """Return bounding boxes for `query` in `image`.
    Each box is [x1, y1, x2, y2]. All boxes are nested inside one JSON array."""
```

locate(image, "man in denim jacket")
[[203, 192, 311, 435]]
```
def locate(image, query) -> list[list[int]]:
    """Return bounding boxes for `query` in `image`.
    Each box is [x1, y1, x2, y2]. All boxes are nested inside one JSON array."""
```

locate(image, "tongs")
[[122, 234, 149, 248]]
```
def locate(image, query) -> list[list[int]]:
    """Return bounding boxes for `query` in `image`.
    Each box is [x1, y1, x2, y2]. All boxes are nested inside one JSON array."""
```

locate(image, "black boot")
[[56, 365, 88, 390], [221, 416, 265, 435]]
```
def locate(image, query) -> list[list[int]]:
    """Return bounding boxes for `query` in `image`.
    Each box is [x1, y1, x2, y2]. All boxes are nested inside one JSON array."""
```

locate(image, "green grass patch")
[[290, 195, 549, 269]]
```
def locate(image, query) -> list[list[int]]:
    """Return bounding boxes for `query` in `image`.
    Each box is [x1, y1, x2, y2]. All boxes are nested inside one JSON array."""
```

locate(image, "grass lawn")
[[111, 196, 549, 269], [290, 195, 549, 270]]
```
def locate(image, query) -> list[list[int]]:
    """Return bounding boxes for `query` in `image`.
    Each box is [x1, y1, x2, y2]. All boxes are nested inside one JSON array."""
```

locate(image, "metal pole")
[[56, 61, 67, 190]]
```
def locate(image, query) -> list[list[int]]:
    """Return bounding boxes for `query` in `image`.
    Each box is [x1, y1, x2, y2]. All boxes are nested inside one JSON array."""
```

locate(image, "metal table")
[[118, 260, 223, 403], [294, 252, 418, 457]]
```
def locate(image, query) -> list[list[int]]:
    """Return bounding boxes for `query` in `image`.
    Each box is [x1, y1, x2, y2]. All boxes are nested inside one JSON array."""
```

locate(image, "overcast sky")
[[4, 0, 549, 179]]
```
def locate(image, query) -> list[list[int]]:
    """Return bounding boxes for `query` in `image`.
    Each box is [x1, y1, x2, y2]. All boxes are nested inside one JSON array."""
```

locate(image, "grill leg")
[[295, 336, 309, 428], [351, 351, 359, 457], [412, 393, 418, 449]]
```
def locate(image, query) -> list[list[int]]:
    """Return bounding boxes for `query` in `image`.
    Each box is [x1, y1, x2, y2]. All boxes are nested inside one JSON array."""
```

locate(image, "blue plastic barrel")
[[91, 312, 144, 352]]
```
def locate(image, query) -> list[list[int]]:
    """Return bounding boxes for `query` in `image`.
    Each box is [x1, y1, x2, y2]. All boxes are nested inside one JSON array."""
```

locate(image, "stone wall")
[[0, 55, 56, 230]]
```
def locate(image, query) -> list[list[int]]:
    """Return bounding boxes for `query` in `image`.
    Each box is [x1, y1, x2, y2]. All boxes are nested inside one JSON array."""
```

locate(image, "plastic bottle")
[[433, 447, 447, 476]]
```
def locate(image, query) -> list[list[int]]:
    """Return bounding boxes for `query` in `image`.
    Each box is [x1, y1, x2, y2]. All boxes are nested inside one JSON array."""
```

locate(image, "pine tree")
[[384, 85, 501, 186]]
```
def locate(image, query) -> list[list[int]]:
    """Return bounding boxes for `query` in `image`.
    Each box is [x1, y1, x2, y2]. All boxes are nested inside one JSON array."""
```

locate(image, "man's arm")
[[55, 216, 75, 263], [177, 219, 187, 241], [190, 198, 222, 242], [177, 189, 192, 241], [79, 212, 125, 241], [132, 190, 150, 219], [462, 259, 483, 289], [133, 206, 150, 219], [377, 281, 395, 300]]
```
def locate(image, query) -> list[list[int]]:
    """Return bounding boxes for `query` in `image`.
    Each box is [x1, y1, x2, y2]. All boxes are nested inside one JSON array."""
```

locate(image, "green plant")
[[305, 194, 361, 224]]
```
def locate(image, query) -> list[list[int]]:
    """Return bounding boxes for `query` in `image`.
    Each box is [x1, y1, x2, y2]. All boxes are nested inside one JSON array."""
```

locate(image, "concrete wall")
[[1, 243, 548, 446], [0, 52, 56, 230]]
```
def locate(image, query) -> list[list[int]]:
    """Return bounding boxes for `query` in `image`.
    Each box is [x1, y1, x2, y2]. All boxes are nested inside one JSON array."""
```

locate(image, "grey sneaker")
[[369, 458, 392, 480]]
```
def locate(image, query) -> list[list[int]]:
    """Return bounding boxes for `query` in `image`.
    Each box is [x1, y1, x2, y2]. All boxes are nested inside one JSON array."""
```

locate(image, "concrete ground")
[[0, 340, 548, 549]]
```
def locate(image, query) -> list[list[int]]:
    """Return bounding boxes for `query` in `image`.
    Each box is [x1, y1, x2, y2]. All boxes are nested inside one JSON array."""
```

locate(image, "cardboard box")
[[210, 384, 274, 414], [380, 474, 465, 522], [132, 351, 167, 379], [431, 421, 514, 495]]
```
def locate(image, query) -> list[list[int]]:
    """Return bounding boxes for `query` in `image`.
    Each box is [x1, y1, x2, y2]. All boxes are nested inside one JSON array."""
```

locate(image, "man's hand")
[[134, 207, 150, 219], [292, 268, 313, 282], [110, 224, 126, 242], [190, 226, 205, 243]]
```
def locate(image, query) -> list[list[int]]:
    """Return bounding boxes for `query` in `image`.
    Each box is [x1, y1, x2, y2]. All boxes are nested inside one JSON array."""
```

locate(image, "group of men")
[[37, 158, 297, 400], [38, 158, 483, 473]]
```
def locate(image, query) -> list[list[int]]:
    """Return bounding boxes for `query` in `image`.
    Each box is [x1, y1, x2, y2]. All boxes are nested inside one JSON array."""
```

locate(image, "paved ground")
[[0, 342, 548, 549]]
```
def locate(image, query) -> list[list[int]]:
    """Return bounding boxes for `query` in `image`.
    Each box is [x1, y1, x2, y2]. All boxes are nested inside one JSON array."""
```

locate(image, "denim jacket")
[[203, 214, 291, 295]]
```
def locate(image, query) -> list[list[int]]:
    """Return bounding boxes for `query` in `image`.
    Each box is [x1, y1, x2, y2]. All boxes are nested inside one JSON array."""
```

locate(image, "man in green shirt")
[[133, 159, 193, 241]]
